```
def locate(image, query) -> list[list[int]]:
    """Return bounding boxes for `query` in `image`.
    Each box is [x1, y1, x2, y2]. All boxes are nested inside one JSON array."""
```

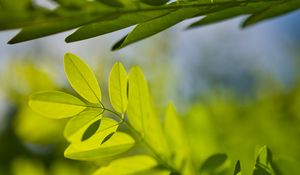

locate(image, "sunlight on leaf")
[[64, 112, 118, 143], [64, 52, 101, 104], [93, 155, 157, 175], [29, 91, 86, 119], [127, 66, 169, 155], [64, 132, 135, 160], [164, 103, 189, 168], [126, 66, 149, 132], [109, 62, 128, 114], [101, 132, 115, 145], [82, 119, 101, 141]]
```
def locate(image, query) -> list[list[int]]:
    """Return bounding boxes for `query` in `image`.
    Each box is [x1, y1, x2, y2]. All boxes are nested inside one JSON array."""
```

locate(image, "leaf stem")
[[103, 107, 180, 174]]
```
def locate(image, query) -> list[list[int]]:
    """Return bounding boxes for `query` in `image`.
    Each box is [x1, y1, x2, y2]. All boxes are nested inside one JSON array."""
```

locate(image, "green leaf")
[[253, 146, 275, 175], [93, 155, 157, 175], [7, 11, 98, 44], [243, 1, 300, 28], [64, 52, 102, 104], [127, 66, 169, 156], [188, 2, 274, 28], [97, 0, 124, 7], [234, 160, 242, 175], [29, 91, 86, 119], [64, 112, 119, 143], [200, 154, 228, 173], [126, 66, 149, 132], [134, 168, 171, 175], [64, 132, 135, 160], [109, 62, 128, 114], [112, 7, 202, 50], [82, 119, 101, 141], [140, 0, 169, 6], [101, 132, 115, 144], [164, 103, 189, 168], [65, 9, 173, 42]]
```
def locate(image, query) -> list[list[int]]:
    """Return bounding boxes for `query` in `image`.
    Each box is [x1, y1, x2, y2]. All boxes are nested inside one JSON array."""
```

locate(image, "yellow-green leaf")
[[126, 66, 149, 132], [127, 66, 169, 156], [109, 62, 128, 114], [29, 91, 86, 119], [134, 168, 171, 175], [64, 110, 119, 143], [164, 103, 189, 168], [93, 155, 157, 175], [64, 52, 101, 104], [64, 132, 135, 160]]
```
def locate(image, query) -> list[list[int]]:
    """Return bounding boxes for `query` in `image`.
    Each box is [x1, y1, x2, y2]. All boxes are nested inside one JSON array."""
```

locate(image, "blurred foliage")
[[2, 53, 295, 174], [0, 0, 299, 49], [0, 60, 88, 175], [0, 53, 300, 174]]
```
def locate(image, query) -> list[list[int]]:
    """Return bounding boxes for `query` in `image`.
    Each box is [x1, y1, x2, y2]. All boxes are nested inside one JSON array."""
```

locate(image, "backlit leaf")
[[134, 168, 171, 175], [64, 52, 101, 104], [64, 132, 135, 160], [101, 132, 115, 145], [93, 155, 157, 175], [64, 112, 119, 143], [164, 103, 189, 168], [109, 62, 128, 114], [82, 119, 101, 141], [29, 91, 86, 119], [127, 66, 169, 156], [126, 66, 149, 132]]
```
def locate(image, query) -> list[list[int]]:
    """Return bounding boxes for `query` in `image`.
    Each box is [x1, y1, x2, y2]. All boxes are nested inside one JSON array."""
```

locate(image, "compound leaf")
[[64, 132, 135, 160], [65, 112, 119, 143], [109, 62, 128, 114], [81, 119, 101, 141], [64, 52, 101, 104], [29, 91, 86, 119], [93, 155, 157, 175]]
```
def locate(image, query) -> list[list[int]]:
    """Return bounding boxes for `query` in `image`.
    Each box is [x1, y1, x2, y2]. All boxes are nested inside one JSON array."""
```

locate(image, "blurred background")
[[0, 6, 299, 175]]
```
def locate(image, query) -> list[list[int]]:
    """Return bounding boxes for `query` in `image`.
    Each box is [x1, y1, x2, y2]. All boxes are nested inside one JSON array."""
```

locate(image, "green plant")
[[1, 0, 299, 49], [28, 53, 281, 175]]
